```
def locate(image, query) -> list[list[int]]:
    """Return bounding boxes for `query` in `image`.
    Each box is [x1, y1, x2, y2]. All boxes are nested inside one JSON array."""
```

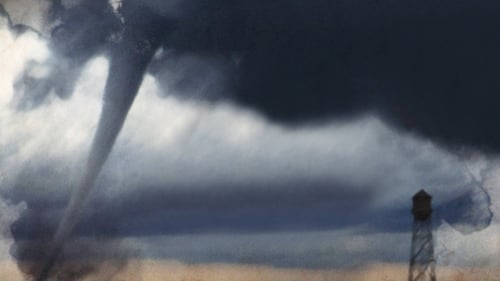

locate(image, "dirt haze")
[[1, 259, 498, 281]]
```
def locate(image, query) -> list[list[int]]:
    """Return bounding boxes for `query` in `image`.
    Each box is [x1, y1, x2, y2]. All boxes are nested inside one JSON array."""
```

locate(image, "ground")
[[0, 260, 498, 281]]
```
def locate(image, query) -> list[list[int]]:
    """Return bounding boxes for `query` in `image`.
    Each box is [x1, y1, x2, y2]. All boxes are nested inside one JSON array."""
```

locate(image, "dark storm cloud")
[[8, 169, 375, 239], [6, 0, 500, 149], [28, 0, 500, 150], [9, 167, 490, 239], [79, 181, 377, 236], [172, 0, 500, 151]]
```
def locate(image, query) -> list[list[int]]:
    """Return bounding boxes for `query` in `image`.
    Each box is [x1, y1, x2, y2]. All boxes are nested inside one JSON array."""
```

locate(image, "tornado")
[[35, 42, 156, 281]]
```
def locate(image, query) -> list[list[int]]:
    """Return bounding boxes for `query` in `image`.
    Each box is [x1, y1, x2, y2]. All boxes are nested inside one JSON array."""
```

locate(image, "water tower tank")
[[412, 189, 432, 221]]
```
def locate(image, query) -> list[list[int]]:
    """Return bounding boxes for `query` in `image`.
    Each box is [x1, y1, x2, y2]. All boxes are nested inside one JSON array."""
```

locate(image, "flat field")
[[0, 260, 497, 281]]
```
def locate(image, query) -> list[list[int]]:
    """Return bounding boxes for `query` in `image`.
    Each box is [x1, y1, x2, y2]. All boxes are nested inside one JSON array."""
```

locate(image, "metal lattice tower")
[[408, 189, 436, 281]]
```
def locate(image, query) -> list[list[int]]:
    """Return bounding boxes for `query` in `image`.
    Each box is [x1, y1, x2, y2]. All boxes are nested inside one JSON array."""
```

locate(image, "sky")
[[1, 0, 500, 279]]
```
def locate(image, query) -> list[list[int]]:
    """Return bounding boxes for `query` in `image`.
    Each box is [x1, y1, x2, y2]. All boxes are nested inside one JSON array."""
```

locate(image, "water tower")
[[408, 189, 436, 281]]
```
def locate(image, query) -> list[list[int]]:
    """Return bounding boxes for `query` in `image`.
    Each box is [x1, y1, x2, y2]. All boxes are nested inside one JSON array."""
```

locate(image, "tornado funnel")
[[35, 45, 155, 281]]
